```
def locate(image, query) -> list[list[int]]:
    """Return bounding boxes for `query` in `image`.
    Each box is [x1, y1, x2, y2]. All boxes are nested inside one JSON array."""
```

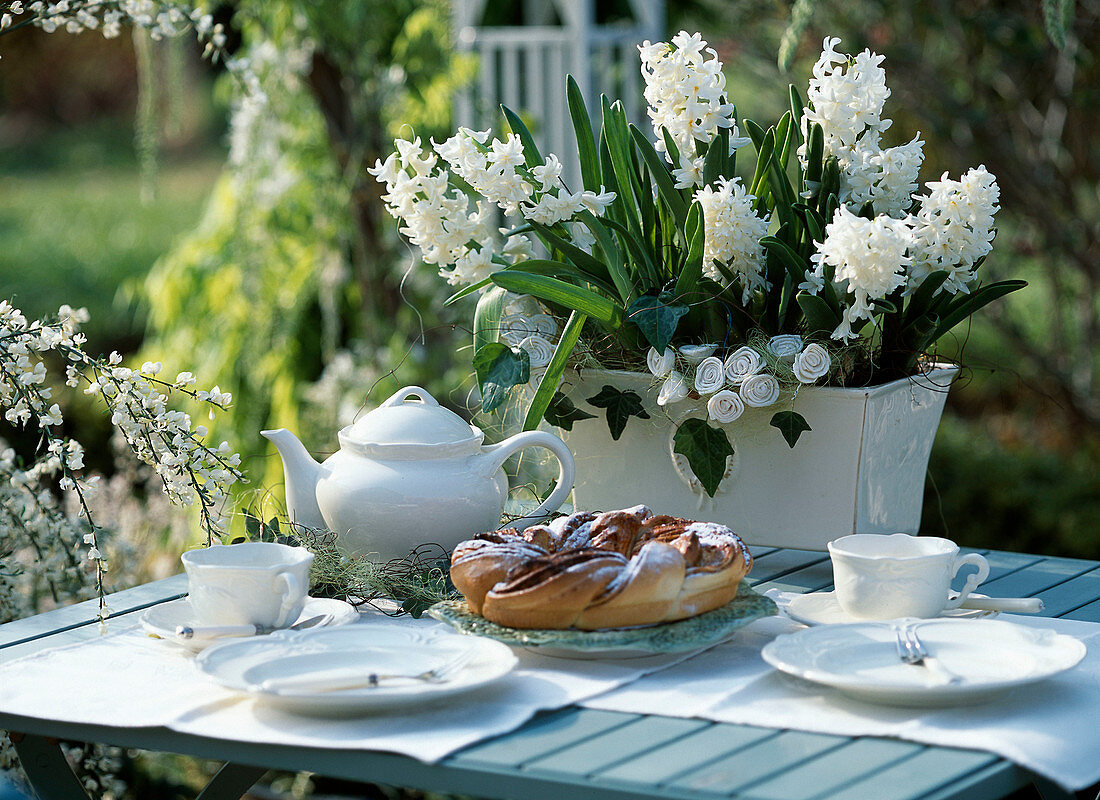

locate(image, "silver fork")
[[894, 624, 962, 685], [260, 648, 478, 694]]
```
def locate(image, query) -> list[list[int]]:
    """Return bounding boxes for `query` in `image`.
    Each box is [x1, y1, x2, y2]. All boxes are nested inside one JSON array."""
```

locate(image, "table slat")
[[0, 574, 187, 650], [453, 709, 638, 768], [976, 557, 1098, 600], [824, 748, 999, 800], [745, 550, 829, 586], [1031, 566, 1100, 617], [667, 731, 848, 795], [522, 715, 709, 777], [752, 559, 834, 595], [1062, 598, 1100, 623], [593, 724, 777, 788], [737, 738, 922, 800], [953, 550, 1041, 591]]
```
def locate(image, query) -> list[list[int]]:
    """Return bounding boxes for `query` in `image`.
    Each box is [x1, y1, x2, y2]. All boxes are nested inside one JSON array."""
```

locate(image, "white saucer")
[[782, 591, 994, 627], [141, 596, 359, 652], [196, 624, 517, 715], [761, 618, 1086, 706]]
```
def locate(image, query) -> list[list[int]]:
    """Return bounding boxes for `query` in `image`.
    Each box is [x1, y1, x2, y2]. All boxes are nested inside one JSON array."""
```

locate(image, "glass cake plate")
[[427, 583, 776, 659]]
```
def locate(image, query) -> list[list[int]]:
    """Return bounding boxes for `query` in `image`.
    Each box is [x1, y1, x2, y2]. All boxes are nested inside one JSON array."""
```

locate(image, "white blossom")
[[707, 390, 745, 423], [907, 166, 999, 294], [694, 177, 771, 302], [639, 31, 749, 187], [793, 343, 832, 383], [739, 373, 780, 407], [801, 37, 926, 217], [809, 205, 911, 340], [692, 357, 726, 395]]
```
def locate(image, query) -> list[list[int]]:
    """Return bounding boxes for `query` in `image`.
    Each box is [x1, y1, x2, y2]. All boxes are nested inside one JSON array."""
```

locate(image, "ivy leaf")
[[542, 391, 595, 431], [586, 385, 650, 441], [770, 411, 812, 448], [244, 512, 261, 541], [672, 418, 734, 497], [473, 342, 530, 413], [626, 294, 690, 353]]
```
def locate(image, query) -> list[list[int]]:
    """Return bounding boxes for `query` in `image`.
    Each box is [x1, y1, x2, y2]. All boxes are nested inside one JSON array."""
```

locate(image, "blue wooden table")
[[2, 545, 1099, 800]]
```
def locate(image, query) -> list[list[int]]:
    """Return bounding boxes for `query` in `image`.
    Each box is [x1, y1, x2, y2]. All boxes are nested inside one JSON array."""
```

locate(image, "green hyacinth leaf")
[[672, 418, 734, 497], [770, 410, 812, 448]]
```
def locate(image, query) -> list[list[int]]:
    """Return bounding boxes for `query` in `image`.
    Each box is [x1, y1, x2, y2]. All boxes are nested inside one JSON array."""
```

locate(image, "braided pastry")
[[450, 505, 753, 630]]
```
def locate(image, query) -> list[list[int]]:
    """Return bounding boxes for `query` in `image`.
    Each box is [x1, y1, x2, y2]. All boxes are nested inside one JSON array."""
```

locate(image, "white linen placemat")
[[0, 608, 698, 763], [582, 611, 1100, 792]]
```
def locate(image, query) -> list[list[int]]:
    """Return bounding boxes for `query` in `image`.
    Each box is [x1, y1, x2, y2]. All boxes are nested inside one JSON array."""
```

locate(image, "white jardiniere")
[[557, 366, 957, 550]]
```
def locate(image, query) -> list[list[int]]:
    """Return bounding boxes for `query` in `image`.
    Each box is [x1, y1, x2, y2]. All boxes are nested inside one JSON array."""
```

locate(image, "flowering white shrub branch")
[[0, 301, 244, 617]]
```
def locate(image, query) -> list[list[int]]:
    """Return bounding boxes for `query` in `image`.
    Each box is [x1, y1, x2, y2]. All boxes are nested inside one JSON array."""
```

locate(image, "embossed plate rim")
[[427, 583, 775, 655]]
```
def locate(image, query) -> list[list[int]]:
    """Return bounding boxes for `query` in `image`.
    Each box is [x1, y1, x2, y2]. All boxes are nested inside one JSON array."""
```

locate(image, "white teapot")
[[262, 386, 574, 561]]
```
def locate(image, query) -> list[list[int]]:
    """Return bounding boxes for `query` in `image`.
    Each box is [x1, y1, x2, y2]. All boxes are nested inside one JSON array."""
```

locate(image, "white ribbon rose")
[[657, 370, 690, 406], [739, 373, 780, 407], [529, 313, 558, 338], [793, 343, 831, 384], [768, 334, 803, 361], [499, 313, 530, 346], [723, 346, 762, 385], [647, 346, 676, 377], [693, 356, 726, 395], [707, 390, 745, 423], [519, 335, 555, 369], [678, 344, 717, 364]]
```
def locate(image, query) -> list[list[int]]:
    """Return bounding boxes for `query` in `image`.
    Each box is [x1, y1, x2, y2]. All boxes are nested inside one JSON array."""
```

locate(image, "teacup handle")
[[943, 553, 990, 609], [275, 571, 303, 626]]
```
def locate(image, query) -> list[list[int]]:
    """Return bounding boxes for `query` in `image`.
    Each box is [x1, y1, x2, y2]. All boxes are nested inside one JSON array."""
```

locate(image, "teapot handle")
[[380, 386, 440, 408], [479, 431, 575, 531]]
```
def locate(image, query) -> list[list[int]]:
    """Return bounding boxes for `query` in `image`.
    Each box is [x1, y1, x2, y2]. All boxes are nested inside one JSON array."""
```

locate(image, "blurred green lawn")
[[0, 118, 222, 353]]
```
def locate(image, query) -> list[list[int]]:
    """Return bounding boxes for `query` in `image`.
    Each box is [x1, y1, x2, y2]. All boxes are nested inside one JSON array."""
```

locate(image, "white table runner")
[[583, 611, 1100, 792], [0, 607, 698, 763]]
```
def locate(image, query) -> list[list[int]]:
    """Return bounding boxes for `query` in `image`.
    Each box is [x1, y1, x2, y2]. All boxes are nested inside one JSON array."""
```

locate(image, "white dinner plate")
[[761, 618, 1086, 706], [782, 591, 993, 627], [195, 624, 517, 715], [141, 596, 359, 652]]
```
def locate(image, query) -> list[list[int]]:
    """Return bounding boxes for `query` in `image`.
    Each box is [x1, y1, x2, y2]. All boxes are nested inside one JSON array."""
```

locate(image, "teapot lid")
[[339, 386, 482, 453]]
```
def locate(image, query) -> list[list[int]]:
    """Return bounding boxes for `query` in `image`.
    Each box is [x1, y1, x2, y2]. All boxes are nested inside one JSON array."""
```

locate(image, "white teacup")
[[827, 533, 990, 620], [181, 542, 314, 628]]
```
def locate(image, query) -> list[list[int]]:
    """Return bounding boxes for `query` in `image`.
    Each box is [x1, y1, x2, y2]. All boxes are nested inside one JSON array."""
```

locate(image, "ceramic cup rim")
[[827, 533, 959, 562], [181, 541, 314, 571]]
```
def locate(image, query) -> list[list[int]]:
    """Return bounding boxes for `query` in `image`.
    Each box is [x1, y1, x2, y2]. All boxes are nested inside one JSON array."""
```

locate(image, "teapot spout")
[[261, 429, 326, 530]]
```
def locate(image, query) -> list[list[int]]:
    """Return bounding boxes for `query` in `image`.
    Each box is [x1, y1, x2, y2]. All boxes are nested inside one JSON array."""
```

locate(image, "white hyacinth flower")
[[693, 356, 726, 395], [793, 343, 832, 383], [809, 206, 911, 341], [694, 177, 772, 303], [707, 390, 745, 423], [739, 373, 780, 407]]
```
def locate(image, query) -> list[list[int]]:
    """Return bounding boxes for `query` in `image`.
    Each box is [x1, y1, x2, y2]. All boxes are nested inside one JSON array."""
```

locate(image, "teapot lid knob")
[[380, 386, 439, 409]]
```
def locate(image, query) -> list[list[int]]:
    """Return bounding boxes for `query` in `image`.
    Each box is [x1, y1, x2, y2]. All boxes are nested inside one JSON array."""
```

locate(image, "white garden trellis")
[[453, 0, 665, 187]]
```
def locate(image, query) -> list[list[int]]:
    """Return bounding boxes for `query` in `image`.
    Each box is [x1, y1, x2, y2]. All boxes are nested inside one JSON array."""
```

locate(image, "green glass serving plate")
[[427, 583, 776, 659]]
